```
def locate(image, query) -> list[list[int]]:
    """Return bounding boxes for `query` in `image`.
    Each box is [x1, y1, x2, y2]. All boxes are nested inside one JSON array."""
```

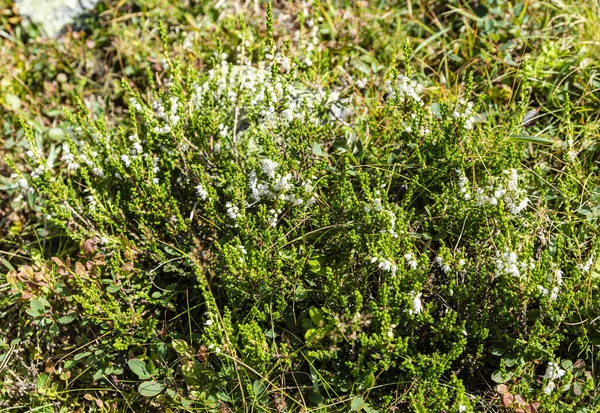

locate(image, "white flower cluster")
[[408, 291, 423, 315], [537, 267, 563, 301], [578, 253, 596, 273], [453, 98, 476, 130], [225, 202, 241, 221], [474, 169, 529, 215], [152, 97, 181, 134], [196, 184, 208, 201], [386, 75, 424, 104], [30, 164, 48, 179], [129, 97, 143, 113], [247, 158, 315, 209], [194, 48, 352, 135], [404, 253, 418, 270], [456, 169, 471, 200], [543, 361, 566, 380], [435, 256, 452, 274], [371, 256, 398, 276], [12, 174, 32, 194], [494, 249, 525, 278], [365, 189, 400, 238], [61, 143, 79, 171]]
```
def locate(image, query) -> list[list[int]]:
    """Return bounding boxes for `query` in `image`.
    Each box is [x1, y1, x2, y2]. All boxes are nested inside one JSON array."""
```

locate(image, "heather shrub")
[[5, 11, 600, 413]]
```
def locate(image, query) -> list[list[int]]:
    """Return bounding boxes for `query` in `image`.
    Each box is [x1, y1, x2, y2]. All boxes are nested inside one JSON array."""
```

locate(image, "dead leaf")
[[44, 360, 54, 374], [497, 384, 509, 394], [197, 345, 208, 362], [121, 261, 134, 272]]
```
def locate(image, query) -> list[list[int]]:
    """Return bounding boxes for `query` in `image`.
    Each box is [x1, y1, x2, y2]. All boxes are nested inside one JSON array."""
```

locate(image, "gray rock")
[[15, 0, 99, 38]]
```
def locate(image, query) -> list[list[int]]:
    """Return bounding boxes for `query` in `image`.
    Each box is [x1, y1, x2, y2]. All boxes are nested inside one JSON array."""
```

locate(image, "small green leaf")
[[491, 370, 513, 383], [106, 284, 121, 293], [312, 142, 325, 157], [57, 315, 75, 324], [30, 299, 45, 314], [36, 373, 49, 390], [308, 306, 325, 327], [172, 339, 189, 355], [561, 359, 573, 371], [0, 258, 14, 271], [351, 396, 365, 411], [253, 380, 268, 402], [138, 380, 164, 397], [128, 359, 151, 379]]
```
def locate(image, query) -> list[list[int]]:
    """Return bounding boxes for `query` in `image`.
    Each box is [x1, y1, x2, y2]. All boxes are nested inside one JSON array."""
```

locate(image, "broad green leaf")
[[30, 299, 45, 314], [128, 359, 151, 379], [253, 380, 268, 402], [351, 396, 365, 411], [172, 339, 189, 355], [57, 315, 75, 324], [36, 373, 49, 390], [138, 380, 164, 397], [312, 142, 325, 157], [308, 306, 325, 327]]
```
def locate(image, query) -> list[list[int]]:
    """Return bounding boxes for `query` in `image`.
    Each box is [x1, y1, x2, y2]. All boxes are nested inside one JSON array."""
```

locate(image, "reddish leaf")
[[502, 393, 514, 406], [497, 384, 509, 394], [51, 257, 64, 267], [83, 239, 96, 254], [514, 394, 527, 405], [75, 262, 88, 277]]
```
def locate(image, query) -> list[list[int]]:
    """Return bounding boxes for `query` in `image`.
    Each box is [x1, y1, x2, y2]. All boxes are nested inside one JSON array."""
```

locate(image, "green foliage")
[[2, 0, 600, 412]]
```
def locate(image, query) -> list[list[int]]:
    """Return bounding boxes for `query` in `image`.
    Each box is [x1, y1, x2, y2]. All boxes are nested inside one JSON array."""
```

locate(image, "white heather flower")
[[537, 285, 549, 296], [408, 291, 422, 315], [373, 256, 397, 276], [543, 362, 565, 380], [120, 154, 131, 167], [459, 405, 466, 413], [494, 249, 522, 278], [404, 253, 418, 270], [261, 159, 278, 179], [205, 319, 213, 326], [274, 173, 293, 192], [373, 198, 383, 212], [268, 209, 278, 227], [356, 78, 367, 89], [550, 287, 559, 301], [458, 259, 466, 267], [31, 165, 47, 179], [543, 381, 556, 394], [226, 202, 241, 220], [578, 254, 595, 273], [196, 184, 208, 201], [554, 269, 563, 285], [214, 347, 221, 354], [17, 178, 30, 192], [386, 75, 424, 104]]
